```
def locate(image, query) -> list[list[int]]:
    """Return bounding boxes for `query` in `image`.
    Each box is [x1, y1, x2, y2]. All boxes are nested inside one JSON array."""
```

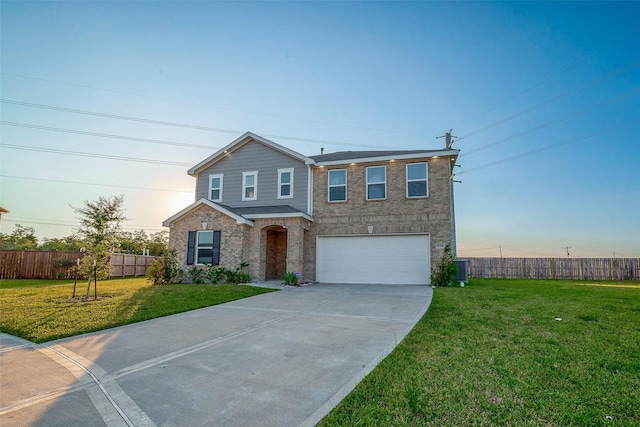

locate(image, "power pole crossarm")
[[437, 129, 458, 148]]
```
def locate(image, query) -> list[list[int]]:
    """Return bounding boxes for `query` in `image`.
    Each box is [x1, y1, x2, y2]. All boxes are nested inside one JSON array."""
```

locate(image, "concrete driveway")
[[0, 282, 432, 427]]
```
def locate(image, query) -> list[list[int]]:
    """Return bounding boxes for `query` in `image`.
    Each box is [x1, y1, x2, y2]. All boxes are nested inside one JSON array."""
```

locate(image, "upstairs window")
[[187, 230, 221, 265], [209, 174, 223, 202], [328, 169, 347, 202], [278, 168, 294, 199], [366, 166, 386, 200], [406, 163, 428, 198], [242, 171, 258, 201]]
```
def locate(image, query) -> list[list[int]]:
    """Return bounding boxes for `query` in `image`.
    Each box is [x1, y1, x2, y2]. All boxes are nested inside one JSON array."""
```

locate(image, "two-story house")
[[163, 131, 459, 285]]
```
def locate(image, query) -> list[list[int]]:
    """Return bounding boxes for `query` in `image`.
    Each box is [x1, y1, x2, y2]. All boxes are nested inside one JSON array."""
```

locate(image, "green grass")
[[0, 277, 276, 343], [320, 279, 640, 426]]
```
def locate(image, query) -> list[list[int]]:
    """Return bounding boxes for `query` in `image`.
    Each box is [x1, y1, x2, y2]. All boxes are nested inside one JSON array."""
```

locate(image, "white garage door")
[[316, 234, 430, 285]]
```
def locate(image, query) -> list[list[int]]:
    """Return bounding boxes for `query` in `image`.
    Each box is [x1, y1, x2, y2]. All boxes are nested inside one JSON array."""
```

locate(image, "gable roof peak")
[[188, 132, 314, 176]]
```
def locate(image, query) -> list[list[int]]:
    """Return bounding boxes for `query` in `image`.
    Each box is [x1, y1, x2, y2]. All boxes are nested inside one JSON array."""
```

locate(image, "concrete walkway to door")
[[0, 282, 433, 427]]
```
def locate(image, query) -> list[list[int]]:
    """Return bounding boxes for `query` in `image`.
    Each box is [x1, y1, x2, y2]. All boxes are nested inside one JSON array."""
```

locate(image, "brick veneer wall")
[[168, 203, 312, 282], [308, 156, 454, 279], [168, 204, 248, 281]]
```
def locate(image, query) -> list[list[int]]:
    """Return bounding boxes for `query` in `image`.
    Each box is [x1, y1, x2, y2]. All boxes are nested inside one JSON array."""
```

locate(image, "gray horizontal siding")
[[195, 141, 309, 213]]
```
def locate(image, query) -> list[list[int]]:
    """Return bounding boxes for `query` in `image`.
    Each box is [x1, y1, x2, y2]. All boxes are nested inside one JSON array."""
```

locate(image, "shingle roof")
[[309, 149, 453, 163], [220, 204, 305, 216]]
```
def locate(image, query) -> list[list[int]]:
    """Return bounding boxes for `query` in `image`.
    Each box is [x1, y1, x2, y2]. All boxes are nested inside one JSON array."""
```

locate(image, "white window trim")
[[406, 162, 429, 198], [277, 168, 294, 199], [196, 230, 213, 265], [208, 173, 224, 202], [242, 171, 258, 201], [328, 169, 347, 202], [366, 165, 386, 201]]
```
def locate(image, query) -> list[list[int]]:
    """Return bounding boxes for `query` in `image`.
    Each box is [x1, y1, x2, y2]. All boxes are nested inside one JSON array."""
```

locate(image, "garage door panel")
[[316, 234, 430, 285]]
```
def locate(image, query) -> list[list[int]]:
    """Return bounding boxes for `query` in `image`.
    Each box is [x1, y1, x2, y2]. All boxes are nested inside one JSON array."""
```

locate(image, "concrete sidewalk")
[[0, 282, 432, 427]]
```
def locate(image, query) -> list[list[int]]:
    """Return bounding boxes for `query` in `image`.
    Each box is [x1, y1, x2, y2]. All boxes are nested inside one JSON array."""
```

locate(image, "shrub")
[[430, 243, 458, 287], [188, 266, 206, 284], [223, 262, 251, 284], [205, 264, 226, 284], [146, 250, 180, 285], [282, 271, 298, 286]]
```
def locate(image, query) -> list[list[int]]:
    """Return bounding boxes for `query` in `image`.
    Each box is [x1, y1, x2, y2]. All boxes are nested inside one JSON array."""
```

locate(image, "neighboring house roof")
[[310, 149, 459, 166], [162, 199, 313, 227], [188, 131, 315, 176]]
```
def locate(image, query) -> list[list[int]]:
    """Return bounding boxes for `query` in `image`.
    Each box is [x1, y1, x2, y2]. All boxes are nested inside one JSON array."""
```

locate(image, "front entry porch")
[[265, 226, 288, 280], [251, 217, 309, 282]]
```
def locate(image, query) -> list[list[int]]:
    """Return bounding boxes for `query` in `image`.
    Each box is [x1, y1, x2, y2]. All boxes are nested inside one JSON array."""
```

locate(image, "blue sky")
[[1, 1, 638, 257]]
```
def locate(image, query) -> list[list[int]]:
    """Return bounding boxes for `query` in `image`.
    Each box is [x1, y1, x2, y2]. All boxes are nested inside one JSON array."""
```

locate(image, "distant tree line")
[[0, 223, 168, 255], [0, 195, 168, 256]]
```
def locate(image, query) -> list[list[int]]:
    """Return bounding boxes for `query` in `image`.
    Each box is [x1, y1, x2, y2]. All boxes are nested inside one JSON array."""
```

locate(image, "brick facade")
[[306, 157, 453, 279], [168, 204, 310, 282], [165, 133, 457, 284]]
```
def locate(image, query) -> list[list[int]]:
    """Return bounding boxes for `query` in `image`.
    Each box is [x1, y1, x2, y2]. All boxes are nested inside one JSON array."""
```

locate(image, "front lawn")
[[320, 279, 640, 426], [0, 277, 276, 343]]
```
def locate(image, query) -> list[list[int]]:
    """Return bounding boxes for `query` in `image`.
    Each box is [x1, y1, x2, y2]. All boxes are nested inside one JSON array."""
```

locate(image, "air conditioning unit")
[[454, 259, 468, 286]]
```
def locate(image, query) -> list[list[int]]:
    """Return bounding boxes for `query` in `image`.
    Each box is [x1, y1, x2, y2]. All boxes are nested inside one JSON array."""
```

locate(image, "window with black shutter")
[[187, 230, 221, 265]]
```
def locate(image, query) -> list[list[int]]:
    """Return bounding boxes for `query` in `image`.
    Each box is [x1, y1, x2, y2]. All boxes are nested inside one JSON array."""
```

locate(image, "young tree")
[[73, 195, 127, 279]]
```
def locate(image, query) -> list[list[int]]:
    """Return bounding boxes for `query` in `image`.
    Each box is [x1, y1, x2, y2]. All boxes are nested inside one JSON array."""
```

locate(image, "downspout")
[[450, 157, 457, 257], [307, 165, 313, 216]]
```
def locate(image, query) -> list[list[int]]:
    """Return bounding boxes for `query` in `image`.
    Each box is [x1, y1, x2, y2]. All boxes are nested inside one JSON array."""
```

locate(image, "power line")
[[2, 217, 165, 231], [0, 175, 193, 194], [457, 117, 640, 175], [454, 51, 602, 129], [7, 215, 165, 230], [1, 72, 426, 138], [458, 60, 640, 140], [0, 99, 399, 149], [0, 121, 220, 150], [0, 144, 194, 167], [8, 216, 77, 226], [460, 88, 640, 158]]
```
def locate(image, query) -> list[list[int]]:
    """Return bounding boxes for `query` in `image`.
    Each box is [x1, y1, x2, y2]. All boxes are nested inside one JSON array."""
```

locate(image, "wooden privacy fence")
[[464, 257, 639, 281], [109, 253, 157, 278], [0, 250, 157, 280]]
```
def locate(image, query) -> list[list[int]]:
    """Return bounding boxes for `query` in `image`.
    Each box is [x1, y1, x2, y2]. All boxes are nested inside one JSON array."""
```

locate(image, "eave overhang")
[[188, 131, 315, 176], [162, 198, 254, 227]]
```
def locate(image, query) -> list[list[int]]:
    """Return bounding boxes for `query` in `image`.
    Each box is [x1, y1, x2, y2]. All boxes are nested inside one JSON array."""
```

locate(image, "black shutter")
[[212, 230, 221, 265], [187, 231, 196, 265]]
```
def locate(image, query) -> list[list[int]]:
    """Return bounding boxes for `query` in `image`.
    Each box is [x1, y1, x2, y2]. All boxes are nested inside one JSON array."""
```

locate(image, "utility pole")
[[564, 246, 572, 258], [437, 129, 459, 258], [437, 129, 459, 149], [499, 245, 503, 258]]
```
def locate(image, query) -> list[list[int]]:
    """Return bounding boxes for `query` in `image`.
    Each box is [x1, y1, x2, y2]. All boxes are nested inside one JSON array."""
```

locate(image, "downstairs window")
[[187, 230, 221, 265]]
